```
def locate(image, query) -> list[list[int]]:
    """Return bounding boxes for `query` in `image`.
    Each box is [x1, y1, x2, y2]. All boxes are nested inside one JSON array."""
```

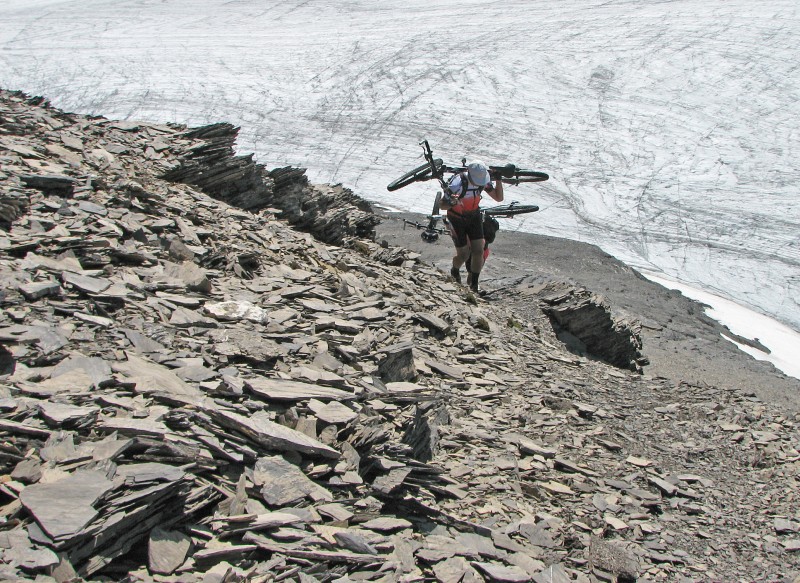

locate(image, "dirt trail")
[[374, 209, 800, 412]]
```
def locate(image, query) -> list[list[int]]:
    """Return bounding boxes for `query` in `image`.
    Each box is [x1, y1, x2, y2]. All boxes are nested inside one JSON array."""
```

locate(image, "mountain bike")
[[387, 140, 549, 192], [401, 199, 540, 243]]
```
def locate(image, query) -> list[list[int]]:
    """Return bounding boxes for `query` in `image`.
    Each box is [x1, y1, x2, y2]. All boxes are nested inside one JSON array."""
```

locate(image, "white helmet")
[[467, 161, 490, 186]]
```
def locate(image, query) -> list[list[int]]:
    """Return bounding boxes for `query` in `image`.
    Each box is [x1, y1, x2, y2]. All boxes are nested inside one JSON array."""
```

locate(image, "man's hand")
[[490, 164, 516, 180]]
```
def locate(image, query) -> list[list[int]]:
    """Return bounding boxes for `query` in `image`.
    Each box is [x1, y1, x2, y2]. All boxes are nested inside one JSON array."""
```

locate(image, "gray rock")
[[163, 261, 212, 293], [254, 455, 333, 506], [18, 281, 61, 300], [148, 528, 193, 575], [208, 409, 340, 459], [20, 470, 114, 540]]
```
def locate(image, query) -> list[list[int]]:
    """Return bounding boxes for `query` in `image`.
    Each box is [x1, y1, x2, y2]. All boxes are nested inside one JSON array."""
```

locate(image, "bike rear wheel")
[[387, 158, 443, 191], [505, 169, 549, 185], [484, 202, 540, 217]]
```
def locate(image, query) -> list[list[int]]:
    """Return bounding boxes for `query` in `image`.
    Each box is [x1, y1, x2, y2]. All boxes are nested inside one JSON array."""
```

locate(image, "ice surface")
[[1, 0, 798, 334]]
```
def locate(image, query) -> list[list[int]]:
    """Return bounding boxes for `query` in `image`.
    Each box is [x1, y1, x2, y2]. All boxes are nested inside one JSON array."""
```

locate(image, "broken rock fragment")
[[204, 300, 269, 323], [254, 455, 334, 506], [148, 527, 193, 575], [20, 470, 114, 541], [207, 409, 341, 459]]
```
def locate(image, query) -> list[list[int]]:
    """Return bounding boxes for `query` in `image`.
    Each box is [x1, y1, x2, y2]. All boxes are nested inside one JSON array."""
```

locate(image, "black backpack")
[[483, 212, 500, 244]]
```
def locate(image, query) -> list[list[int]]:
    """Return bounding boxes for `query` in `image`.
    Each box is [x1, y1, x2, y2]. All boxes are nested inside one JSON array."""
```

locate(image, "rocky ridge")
[[0, 90, 798, 582]]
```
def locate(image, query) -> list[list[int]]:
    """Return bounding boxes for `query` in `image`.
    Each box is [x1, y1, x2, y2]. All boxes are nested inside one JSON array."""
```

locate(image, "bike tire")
[[387, 158, 444, 191], [484, 202, 540, 217], [508, 169, 549, 184]]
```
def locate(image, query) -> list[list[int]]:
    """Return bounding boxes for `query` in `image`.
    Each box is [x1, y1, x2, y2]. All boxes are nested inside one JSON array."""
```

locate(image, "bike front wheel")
[[387, 158, 443, 191], [484, 202, 540, 217]]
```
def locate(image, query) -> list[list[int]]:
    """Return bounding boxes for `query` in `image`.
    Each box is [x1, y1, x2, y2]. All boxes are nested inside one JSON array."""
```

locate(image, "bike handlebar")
[[420, 140, 449, 190]]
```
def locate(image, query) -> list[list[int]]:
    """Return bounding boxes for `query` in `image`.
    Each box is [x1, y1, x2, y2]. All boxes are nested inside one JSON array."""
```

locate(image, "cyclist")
[[440, 160, 504, 293]]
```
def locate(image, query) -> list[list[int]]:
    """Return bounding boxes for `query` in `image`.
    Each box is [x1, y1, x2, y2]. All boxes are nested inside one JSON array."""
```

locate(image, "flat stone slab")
[[18, 281, 61, 300], [307, 400, 358, 425], [254, 456, 333, 506], [19, 470, 114, 540], [17, 369, 95, 397], [246, 377, 354, 402], [61, 271, 112, 295], [38, 401, 99, 427], [210, 328, 286, 362], [207, 409, 340, 459], [474, 562, 531, 582], [50, 355, 111, 388], [360, 517, 412, 532], [148, 528, 193, 575], [112, 354, 202, 399]]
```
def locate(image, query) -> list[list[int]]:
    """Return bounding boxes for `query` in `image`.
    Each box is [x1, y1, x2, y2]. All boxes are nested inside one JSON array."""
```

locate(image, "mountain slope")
[[0, 90, 798, 582]]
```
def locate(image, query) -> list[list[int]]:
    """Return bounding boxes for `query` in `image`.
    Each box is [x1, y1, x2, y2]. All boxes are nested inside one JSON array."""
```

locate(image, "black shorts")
[[447, 210, 483, 247]]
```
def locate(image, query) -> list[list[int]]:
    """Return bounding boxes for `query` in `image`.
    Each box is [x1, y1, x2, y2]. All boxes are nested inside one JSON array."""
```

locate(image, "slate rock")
[[61, 271, 112, 295], [113, 354, 203, 400], [11, 458, 43, 484], [148, 527, 192, 575], [333, 531, 378, 555], [307, 399, 358, 425], [20, 174, 76, 194], [20, 470, 114, 540], [38, 401, 100, 427], [208, 409, 341, 459], [378, 342, 416, 382], [254, 455, 334, 506], [163, 261, 212, 293], [246, 376, 353, 402], [473, 562, 530, 582], [211, 328, 286, 363], [18, 281, 61, 301]]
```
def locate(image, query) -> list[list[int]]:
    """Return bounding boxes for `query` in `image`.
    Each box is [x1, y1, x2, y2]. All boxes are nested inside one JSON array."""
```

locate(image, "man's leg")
[[468, 238, 486, 291], [451, 244, 471, 283], [447, 216, 470, 284]]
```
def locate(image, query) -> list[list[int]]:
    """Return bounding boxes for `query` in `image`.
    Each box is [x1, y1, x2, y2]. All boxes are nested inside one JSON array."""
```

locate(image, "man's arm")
[[486, 178, 504, 202]]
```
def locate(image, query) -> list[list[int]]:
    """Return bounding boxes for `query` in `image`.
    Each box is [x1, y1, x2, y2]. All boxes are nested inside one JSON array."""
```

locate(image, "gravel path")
[[374, 209, 800, 413]]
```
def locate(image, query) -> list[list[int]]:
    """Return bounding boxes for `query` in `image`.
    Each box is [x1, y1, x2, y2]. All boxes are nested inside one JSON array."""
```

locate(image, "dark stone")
[[401, 401, 449, 462], [538, 282, 646, 372], [20, 174, 76, 195], [162, 123, 379, 245], [378, 342, 416, 383]]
